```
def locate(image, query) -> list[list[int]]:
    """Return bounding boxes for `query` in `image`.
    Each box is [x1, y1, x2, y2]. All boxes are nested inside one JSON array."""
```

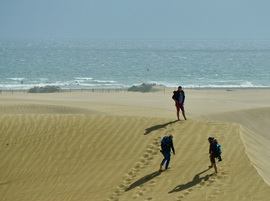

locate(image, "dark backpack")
[[161, 136, 171, 152], [172, 91, 177, 100], [216, 143, 222, 155], [213, 140, 222, 156]]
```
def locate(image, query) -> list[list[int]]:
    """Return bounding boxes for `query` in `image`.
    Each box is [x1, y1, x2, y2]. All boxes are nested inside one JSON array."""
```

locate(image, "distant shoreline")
[[1, 86, 270, 94]]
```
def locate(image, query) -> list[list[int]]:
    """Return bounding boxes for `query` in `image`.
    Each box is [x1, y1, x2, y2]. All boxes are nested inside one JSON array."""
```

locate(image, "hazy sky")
[[0, 0, 270, 40]]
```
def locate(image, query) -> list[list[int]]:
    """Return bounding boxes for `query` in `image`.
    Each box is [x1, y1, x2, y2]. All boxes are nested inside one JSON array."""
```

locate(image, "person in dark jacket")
[[208, 137, 220, 173], [159, 135, 175, 171], [172, 86, 187, 121]]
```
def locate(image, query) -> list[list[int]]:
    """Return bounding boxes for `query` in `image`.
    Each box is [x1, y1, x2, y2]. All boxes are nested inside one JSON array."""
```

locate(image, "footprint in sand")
[[118, 183, 127, 189], [151, 150, 159, 155], [177, 194, 185, 199], [134, 162, 143, 170], [116, 186, 126, 194], [111, 185, 127, 199], [113, 188, 122, 195], [122, 180, 132, 189], [132, 187, 146, 199], [132, 194, 139, 199], [175, 194, 185, 201], [208, 178, 216, 183], [206, 194, 217, 200], [146, 144, 159, 155], [166, 128, 175, 133], [125, 172, 137, 181], [206, 182, 212, 187], [140, 158, 146, 163], [124, 176, 133, 183], [144, 150, 156, 160], [141, 155, 150, 161], [147, 144, 155, 149], [137, 191, 144, 196], [212, 188, 222, 196], [146, 149, 153, 154], [106, 137, 162, 201], [174, 188, 193, 200], [143, 153, 150, 158], [198, 180, 206, 188], [219, 171, 229, 179], [108, 195, 119, 201], [127, 170, 137, 176], [148, 180, 156, 187], [187, 188, 193, 193], [216, 174, 228, 180], [182, 190, 191, 196], [145, 197, 153, 201]]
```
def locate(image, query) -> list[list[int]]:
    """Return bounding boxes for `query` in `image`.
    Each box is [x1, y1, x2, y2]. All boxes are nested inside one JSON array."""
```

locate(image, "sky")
[[0, 0, 270, 40]]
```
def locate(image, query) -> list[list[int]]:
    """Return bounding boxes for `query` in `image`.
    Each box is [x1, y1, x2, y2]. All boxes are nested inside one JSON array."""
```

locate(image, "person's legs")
[[164, 152, 171, 169], [175, 103, 180, 120], [160, 152, 171, 171], [213, 163, 218, 173], [209, 154, 218, 173], [160, 158, 166, 167], [209, 155, 213, 168], [180, 104, 187, 120], [160, 152, 166, 171]]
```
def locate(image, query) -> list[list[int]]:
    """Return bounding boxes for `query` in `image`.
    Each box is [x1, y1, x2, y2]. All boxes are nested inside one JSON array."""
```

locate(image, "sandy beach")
[[0, 89, 270, 201]]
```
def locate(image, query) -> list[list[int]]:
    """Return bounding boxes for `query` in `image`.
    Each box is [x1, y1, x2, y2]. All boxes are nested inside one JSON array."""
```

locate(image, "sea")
[[0, 39, 270, 90]]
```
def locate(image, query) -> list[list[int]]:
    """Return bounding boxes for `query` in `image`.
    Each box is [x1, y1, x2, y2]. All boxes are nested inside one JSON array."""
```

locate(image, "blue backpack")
[[161, 136, 171, 152], [217, 144, 222, 154], [214, 141, 222, 155]]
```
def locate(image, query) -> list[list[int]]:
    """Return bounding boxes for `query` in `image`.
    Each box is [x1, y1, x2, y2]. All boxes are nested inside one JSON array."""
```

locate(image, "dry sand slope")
[[204, 107, 270, 187], [0, 104, 270, 201]]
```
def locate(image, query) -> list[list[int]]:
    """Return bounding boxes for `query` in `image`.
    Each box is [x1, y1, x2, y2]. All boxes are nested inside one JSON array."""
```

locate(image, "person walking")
[[172, 86, 187, 121], [159, 135, 175, 172], [208, 137, 222, 173]]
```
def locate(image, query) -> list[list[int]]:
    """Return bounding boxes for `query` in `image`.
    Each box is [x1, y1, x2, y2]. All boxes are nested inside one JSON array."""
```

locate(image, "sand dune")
[[0, 113, 168, 201], [0, 90, 270, 201], [0, 104, 99, 115], [204, 107, 270, 186], [1, 114, 270, 201]]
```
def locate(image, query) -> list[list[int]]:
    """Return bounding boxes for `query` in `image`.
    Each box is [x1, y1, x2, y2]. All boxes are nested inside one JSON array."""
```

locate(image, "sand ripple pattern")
[[0, 112, 270, 201], [0, 114, 160, 201], [106, 120, 270, 201]]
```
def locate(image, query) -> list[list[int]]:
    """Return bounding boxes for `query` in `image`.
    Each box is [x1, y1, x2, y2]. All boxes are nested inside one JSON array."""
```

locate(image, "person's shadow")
[[144, 120, 178, 135], [125, 171, 161, 191], [168, 168, 213, 193]]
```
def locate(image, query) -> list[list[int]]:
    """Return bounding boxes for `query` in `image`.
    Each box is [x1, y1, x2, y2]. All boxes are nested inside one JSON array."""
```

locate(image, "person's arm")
[[182, 91, 185, 104], [171, 141, 175, 155]]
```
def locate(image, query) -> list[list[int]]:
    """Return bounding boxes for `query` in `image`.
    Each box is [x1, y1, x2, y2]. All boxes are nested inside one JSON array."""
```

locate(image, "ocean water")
[[0, 40, 270, 90]]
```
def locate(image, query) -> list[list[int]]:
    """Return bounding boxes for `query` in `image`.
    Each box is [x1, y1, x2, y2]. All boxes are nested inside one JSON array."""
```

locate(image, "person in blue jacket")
[[159, 135, 175, 171]]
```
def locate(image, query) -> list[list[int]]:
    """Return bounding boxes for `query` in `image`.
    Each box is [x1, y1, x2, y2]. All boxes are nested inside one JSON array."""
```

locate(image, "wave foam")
[[1, 78, 270, 90]]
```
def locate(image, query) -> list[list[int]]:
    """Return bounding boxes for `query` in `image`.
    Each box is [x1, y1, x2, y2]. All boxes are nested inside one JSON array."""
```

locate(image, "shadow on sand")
[[168, 168, 214, 193], [125, 171, 161, 191], [144, 120, 178, 135]]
